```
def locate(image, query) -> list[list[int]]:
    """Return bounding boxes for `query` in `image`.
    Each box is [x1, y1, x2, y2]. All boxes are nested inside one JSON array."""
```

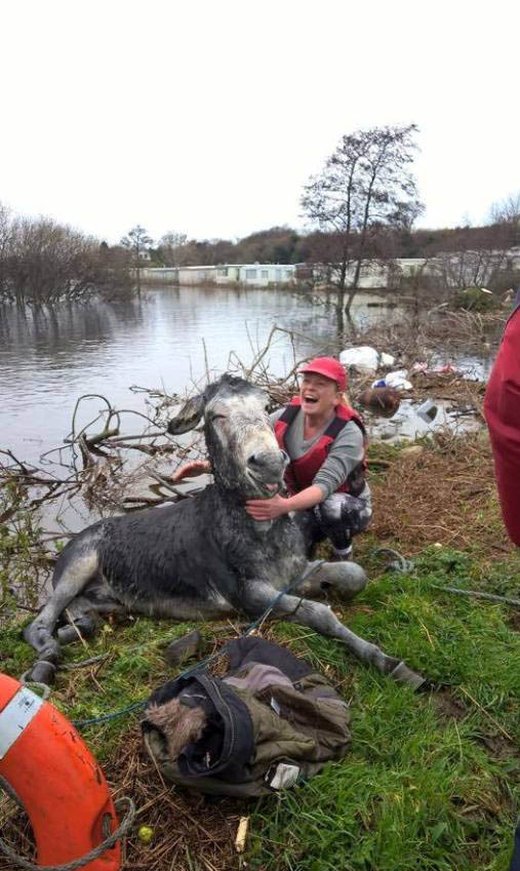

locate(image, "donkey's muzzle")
[[246, 450, 286, 496]]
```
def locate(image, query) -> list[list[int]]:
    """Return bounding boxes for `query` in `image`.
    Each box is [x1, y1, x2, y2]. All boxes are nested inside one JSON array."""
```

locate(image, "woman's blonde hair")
[[336, 390, 351, 407]]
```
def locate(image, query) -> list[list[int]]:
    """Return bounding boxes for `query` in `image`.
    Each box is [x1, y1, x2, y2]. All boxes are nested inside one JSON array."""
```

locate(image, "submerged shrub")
[[452, 287, 501, 312]]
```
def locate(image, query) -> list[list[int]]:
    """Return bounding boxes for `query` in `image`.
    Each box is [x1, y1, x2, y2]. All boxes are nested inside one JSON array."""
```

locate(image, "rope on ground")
[[0, 784, 135, 871], [372, 547, 415, 574], [17, 677, 52, 699], [431, 584, 520, 607]]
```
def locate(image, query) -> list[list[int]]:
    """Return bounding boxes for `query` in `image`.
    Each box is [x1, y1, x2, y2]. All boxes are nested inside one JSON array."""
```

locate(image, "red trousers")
[[484, 306, 520, 545]]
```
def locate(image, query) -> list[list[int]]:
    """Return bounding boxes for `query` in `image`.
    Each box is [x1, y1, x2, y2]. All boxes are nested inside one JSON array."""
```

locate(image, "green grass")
[[2, 511, 520, 869], [0, 613, 226, 758], [247, 548, 520, 870]]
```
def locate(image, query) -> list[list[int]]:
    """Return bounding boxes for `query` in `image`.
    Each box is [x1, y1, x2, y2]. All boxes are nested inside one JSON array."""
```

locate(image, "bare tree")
[[0, 202, 14, 296], [432, 247, 506, 290], [489, 192, 520, 227], [120, 225, 153, 294], [430, 196, 520, 293], [301, 124, 423, 330], [157, 231, 188, 267], [485, 192, 520, 292]]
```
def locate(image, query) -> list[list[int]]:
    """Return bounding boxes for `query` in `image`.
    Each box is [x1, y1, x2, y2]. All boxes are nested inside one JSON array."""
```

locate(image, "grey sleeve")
[[270, 408, 284, 426], [313, 421, 365, 498]]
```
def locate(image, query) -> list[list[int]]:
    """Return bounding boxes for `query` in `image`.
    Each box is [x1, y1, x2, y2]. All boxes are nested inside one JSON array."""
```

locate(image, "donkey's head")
[[168, 374, 287, 498]]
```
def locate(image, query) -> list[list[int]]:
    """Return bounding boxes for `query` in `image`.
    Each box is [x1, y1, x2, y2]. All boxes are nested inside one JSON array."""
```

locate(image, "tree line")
[[0, 205, 133, 306], [151, 124, 520, 322], [153, 219, 520, 271]]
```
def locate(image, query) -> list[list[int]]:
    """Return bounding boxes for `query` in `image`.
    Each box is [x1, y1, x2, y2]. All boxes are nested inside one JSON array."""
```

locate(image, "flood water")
[[0, 285, 401, 467], [0, 284, 501, 538]]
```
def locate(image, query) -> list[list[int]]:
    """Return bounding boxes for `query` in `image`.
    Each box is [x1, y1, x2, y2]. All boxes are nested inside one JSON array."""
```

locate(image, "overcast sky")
[[1, 0, 518, 245]]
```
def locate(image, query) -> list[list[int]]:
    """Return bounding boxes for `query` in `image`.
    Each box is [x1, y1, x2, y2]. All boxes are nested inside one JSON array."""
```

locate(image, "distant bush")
[[0, 203, 134, 306], [452, 287, 501, 312]]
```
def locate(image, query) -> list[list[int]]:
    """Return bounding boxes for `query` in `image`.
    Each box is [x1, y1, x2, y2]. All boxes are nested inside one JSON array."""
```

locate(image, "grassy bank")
[[1, 432, 520, 870]]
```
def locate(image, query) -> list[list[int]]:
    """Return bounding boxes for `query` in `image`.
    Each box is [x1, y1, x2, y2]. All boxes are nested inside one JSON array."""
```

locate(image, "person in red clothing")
[[483, 301, 520, 546], [483, 300, 520, 871], [244, 357, 372, 560]]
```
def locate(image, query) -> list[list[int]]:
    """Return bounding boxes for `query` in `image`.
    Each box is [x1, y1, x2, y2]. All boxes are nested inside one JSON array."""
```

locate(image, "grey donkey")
[[23, 374, 425, 689]]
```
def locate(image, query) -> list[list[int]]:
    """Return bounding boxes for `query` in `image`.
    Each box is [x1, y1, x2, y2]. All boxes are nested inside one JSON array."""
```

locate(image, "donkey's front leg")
[[293, 560, 368, 602], [244, 581, 425, 690]]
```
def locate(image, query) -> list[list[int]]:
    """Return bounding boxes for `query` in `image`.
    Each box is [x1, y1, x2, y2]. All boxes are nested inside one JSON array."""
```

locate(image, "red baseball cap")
[[298, 357, 347, 391]]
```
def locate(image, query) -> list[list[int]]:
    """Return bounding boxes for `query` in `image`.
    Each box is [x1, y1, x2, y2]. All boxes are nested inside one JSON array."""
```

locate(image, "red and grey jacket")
[[484, 303, 520, 546], [274, 398, 367, 497]]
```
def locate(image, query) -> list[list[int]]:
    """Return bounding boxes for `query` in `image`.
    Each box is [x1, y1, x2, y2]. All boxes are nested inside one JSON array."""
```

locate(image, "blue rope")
[[72, 560, 324, 729]]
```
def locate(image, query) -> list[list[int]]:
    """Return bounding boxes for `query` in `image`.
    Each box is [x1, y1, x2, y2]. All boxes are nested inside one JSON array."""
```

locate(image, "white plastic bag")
[[379, 352, 396, 368], [382, 370, 413, 391], [340, 346, 379, 372]]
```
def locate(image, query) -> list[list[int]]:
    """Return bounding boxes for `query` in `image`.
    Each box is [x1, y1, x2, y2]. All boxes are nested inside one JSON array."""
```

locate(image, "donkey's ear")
[[167, 394, 205, 435]]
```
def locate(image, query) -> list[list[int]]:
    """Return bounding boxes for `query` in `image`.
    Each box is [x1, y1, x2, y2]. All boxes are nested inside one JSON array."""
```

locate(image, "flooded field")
[[0, 286, 505, 535]]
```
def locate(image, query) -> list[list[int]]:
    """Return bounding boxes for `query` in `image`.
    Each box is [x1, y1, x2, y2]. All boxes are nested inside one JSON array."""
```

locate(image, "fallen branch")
[[146, 470, 189, 498], [85, 427, 120, 447]]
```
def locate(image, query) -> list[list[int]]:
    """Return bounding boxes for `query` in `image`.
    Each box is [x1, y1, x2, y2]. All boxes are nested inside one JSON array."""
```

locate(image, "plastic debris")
[[235, 816, 250, 853], [416, 399, 438, 423], [434, 363, 459, 375], [410, 361, 460, 376], [340, 346, 380, 373], [380, 352, 395, 367], [410, 361, 429, 373], [372, 369, 413, 391], [340, 346, 396, 374]]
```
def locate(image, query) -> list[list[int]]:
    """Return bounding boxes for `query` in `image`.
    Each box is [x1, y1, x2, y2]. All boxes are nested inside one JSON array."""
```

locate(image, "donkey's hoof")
[[57, 625, 82, 645], [58, 616, 96, 645], [24, 660, 57, 686], [389, 660, 426, 691]]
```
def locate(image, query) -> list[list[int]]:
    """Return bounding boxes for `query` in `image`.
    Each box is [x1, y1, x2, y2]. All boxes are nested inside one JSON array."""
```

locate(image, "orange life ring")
[[0, 672, 121, 869]]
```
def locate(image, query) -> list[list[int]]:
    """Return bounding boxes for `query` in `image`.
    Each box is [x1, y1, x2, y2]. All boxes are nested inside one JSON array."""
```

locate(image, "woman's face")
[[299, 373, 340, 419]]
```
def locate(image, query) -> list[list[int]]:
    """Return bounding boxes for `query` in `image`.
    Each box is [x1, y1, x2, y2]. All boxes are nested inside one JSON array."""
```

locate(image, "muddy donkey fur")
[[24, 374, 425, 688]]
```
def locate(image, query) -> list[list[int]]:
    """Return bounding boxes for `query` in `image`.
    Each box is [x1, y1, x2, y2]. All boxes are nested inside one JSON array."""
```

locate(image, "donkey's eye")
[[210, 413, 226, 422]]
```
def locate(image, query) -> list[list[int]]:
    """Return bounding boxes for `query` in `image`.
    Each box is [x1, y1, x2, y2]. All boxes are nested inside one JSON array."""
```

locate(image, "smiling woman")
[[244, 357, 372, 560], [170, 357, 372, 559]]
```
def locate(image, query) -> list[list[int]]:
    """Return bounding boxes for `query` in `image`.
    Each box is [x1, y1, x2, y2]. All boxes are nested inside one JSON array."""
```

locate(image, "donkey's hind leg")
[[56, 594, 123, 644], [23, 547, 101, 685], [55, 572, 125, 644]]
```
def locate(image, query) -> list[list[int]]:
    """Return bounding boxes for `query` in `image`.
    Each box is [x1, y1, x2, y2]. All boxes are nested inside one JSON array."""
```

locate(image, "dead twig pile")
[[344, 307, 504, 366], [351, 370, 486, 422], [105, 730, 244, 871], [368, 431, 510, 557], [0, 728, 244, 871]]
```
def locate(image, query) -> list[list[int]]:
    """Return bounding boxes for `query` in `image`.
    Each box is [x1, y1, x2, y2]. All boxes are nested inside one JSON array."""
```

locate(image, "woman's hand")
[[246, 485, 325, 520], [171, 460, 211, 483], [245, 494, 290, 521]]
